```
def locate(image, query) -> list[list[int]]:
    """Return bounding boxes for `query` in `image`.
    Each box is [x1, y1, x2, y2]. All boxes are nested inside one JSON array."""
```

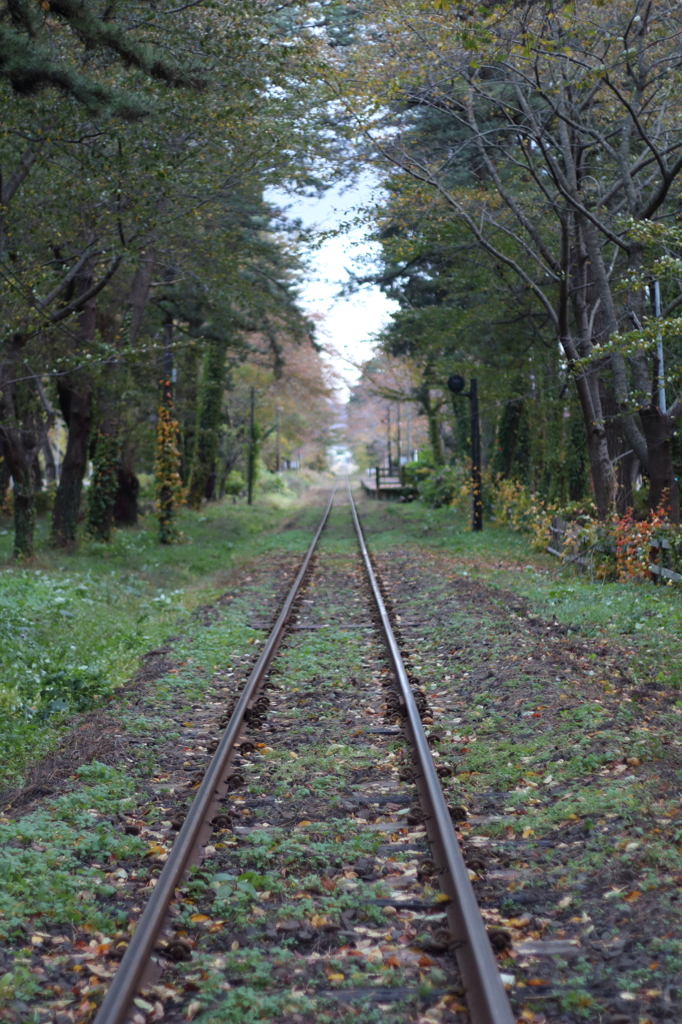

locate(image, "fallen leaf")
[[88, 964, 113, 979], [189, 914, 211, 924], [557, 896, 571, 909], [326, 973, 345, 983], [321, 877, 336, 892], [296, 820, 312, 827], [625, 890, 641, 902], [185, 1000, 202, 1021], [507, 915, 531, 929]]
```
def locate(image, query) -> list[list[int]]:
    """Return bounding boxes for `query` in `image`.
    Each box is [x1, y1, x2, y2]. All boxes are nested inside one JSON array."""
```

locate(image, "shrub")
[[223, 469, 245, 498]]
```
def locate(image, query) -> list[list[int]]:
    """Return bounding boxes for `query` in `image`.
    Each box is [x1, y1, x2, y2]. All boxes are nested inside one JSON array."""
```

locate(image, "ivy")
[[155, 396, 184, 545], [86, 431, 120, 542]]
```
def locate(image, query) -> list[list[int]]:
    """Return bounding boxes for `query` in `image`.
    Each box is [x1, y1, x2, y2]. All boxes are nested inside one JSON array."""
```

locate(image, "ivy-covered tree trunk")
[[187, 334, 229, 508], [155, 313, 183, 543], [51, 382, 93, 546], [86, 429, 121, 540]]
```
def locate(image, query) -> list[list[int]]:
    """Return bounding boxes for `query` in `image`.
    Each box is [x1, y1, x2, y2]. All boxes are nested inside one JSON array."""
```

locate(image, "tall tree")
[[341, 0, 682, 518]]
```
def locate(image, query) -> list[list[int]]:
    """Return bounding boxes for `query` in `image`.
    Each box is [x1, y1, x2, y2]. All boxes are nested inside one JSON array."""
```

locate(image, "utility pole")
[[247, 386, 255, 505], [276, 406, 281, 472], [448, 374, 483, 531], [654, 281, 666, 413], [406, 403, 411, 461], [386, 403, 392, 471], [397, 401, 402, 466]]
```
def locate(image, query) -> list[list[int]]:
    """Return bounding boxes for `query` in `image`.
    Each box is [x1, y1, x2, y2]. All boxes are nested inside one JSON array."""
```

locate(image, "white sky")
[[267, 175, 399, 399]]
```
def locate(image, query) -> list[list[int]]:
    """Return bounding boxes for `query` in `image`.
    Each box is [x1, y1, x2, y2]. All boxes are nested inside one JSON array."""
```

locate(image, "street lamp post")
[[247, 386, 255, 506], [447, 374, 482, 532]]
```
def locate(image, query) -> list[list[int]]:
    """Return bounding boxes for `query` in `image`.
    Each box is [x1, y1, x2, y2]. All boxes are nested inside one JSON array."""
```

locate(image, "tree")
[[0, 0, 332, 555], [340, 0, 682, 519]]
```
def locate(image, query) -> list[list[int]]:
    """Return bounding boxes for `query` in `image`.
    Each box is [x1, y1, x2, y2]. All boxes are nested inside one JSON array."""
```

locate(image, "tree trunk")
[[565, 220, 616, 519], [639, 407, 680, 522], [43, 437, 57, 484], [50, 258, 96, 547], [2, 432, 35, 558], [188, 334, 229, 508], [86, 425, 120, 541], [114, 467, 139, 525], [51, 384, 93, 546]]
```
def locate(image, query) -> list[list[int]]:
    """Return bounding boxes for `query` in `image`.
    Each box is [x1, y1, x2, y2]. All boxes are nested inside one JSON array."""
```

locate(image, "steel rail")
[[347, 481, 515, 1024], [95, 487, 337, 1024]]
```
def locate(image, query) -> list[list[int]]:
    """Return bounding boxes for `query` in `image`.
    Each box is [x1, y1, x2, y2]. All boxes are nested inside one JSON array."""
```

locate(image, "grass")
[[0, 476, 327, 789], [351, 491, 682, 689], [3, 483, 681, 1020]]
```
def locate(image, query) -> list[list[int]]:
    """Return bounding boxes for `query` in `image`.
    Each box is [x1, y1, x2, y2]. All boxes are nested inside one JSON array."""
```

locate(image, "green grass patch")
[[0, 478, 326, 789]]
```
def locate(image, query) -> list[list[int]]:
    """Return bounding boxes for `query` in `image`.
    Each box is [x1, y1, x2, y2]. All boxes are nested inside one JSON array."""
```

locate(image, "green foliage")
[[0, 480, 318, 786], [0, 762, 144, 940], [416, 464, 462, 508], [223, 469, 245, 498], [0, 0, 206, 117]]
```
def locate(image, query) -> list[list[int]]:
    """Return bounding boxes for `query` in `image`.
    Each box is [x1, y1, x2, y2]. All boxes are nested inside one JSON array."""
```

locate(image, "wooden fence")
[[362, 466, 404, 500]]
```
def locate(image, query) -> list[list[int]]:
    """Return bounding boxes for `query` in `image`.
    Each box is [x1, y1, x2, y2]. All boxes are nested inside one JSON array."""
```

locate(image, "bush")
[[258, 470, 289, 494], [417, 464, 469, 509], [223, 470, 245, 498], [36, 668, 113, 719]]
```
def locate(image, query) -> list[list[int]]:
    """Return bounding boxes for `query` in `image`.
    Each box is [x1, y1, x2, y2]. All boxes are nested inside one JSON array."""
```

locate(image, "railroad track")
[[94, 483, 514, 1024]]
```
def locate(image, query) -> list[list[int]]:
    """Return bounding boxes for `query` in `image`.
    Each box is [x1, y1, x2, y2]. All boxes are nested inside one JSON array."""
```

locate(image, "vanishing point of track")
[[94, 483, 514, 1024]]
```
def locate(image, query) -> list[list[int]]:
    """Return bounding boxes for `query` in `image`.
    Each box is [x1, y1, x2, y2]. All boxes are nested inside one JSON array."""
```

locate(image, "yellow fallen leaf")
[[297, 820, 312, 827], [557, 896, 571, 909], [507, 916, 531, 929], [144, 843, 167, 858], [522, 829, 535, 839], [327, 973, 345, 983], [434, 893, 451, 904], [189, 914, 211, 924]]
